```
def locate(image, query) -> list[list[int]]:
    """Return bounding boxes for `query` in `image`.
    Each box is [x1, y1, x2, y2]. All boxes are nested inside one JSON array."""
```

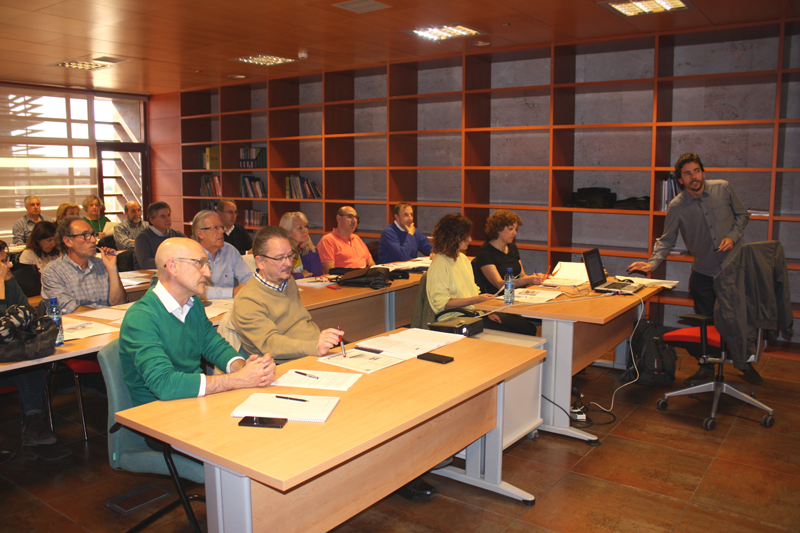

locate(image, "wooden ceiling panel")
[[37, 0, 139, 25], [4, 11, 105, 36], [619, 9, 713, 33], [690, 0, 791, 26]]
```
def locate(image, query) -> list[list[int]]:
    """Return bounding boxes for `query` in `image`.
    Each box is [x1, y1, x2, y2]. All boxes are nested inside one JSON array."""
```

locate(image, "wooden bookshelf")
[[148, 18, 800, 326]]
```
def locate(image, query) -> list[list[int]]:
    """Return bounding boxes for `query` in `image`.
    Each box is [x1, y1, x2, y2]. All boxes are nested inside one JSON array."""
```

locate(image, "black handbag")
[[336, 266, 392, 290], [0, 305, 59, 363]]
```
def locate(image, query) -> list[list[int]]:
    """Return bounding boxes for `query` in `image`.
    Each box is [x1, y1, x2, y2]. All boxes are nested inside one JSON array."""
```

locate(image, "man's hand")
[[487, 313, 502, 324], [317, 328, 344, 356], [99, 247, 118, 269], [406, 222, 416, 236], [237, 353, 276, 388], [628, 261, 652, 273], [716, 237, 734, 252]]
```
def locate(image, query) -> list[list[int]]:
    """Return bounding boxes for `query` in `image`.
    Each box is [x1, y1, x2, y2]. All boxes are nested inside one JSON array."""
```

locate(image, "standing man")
[[120, 238, 275, 409], [192, 210, 252, 299], [216, 199, 252, 254], [317, 206, 375, 274], [12, 196, 42, 245], [628, 152, 757, 384], [231, 226, 343, 364], [41, 217, 126, 314], [134, 202, 186, 269], [378, 203, 432, 264], [114, 201, 149, 250]]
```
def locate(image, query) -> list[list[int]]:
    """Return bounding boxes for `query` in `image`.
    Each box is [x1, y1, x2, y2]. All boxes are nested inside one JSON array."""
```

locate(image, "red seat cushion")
[[0, 386, 18, 394], [63, 359, 101, 374], [663, 326, 721, 348]]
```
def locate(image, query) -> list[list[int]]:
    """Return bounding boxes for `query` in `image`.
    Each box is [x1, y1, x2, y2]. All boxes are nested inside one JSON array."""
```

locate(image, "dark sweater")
[[134, 227, 187, 269], [0, 277, 28, 313], [471, 241, 523, 294], [224, 223, 253, 255]]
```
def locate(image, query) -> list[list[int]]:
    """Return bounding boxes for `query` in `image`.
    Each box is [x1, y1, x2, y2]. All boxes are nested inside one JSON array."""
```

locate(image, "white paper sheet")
[[495, 289, 562, 304], [319, 349, 404, 374], [271, 369, 361, 391], [62, 316, 119, 341], [76, 308, 128, 321]]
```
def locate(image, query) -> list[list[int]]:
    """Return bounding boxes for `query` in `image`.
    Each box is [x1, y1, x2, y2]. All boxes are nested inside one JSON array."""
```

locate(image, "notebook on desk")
[[583, 248, 644, 294]]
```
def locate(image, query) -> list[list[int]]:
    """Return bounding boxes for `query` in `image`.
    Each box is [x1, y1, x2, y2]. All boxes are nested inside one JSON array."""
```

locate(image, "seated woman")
[[53, 202, 80, 224], [472, 209, 543, 294], [279, 211, 323, 279], [82, 194, 111, 237], [19, 221, 60, 272]]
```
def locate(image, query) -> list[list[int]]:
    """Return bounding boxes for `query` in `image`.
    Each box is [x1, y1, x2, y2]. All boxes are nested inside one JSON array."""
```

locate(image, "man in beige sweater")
[[231, 226, 343, 364]]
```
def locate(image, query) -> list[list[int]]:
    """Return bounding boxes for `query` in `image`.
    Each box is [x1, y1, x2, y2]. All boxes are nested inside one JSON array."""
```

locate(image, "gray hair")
[[24, 195, 40, 207], [82, 194, 101, 211], [146, 201, 170, 222], [191, 210, 219, 241], [279, 211, 315, 255]]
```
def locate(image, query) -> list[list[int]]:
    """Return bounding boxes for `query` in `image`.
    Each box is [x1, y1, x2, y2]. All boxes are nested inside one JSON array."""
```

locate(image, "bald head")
[[155, 238, 204, 277], [124, 201, 143, 225], [155, 238, 211, 304]]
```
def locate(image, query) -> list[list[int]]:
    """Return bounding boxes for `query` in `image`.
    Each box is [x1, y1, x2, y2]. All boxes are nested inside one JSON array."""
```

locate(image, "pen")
[[295, 371, 319, 379], [338, 325, 346, 358], [277, 395, 308, 402]]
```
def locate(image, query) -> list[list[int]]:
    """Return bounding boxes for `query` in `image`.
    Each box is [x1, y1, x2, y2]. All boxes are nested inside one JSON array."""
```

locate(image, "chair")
[[116, 250, 136, 272], [410, 272, 477, 330], [11, 263, 42, 298], [97, 340, 205, 533], [366, 240, 380, 265], [59, 358, 102, 440], [98, 234, 117, 249], [656, 241, 792, 431]]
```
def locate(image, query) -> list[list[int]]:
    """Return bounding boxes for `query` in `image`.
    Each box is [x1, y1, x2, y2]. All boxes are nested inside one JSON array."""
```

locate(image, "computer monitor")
[[582, 248, 607, 290]]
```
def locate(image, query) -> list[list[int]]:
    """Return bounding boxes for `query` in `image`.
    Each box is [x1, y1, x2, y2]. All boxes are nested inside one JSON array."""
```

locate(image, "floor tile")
[[732, 377, 800, 408], [717, 425, 800, 476], [736, 399, 800, 438], [572, 368, 653, 406], [0, 475, 42, 521], [0, 502, 87, 533], [643, 384, 745, 423], [610, 406, 730, 457], [502, 520, 557, 533], [759, 357, 800, 383], [504, 431, 598, 471], [149, 508, 208, 533], [519, 472, 686, 533], [674, 503, 795, 533], [51, 393, 108, 440], [571, 434, 712, 500], [692, 459, 800, 530], [571, 395, 637, 434]]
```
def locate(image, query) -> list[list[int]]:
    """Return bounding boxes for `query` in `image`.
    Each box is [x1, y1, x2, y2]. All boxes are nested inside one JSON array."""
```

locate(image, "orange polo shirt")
[[317, 230, 371, 268]]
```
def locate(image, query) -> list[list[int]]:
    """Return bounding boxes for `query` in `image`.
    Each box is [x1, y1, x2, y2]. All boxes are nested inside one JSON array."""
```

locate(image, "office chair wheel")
[[761, 414, 774, 428], [702, 418, 716, 431], [656, 398, 668, 411]]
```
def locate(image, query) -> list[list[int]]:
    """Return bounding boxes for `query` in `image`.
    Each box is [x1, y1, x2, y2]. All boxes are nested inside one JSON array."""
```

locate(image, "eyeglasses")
[[257, 252, 297, 264], [199, 225, 224, 232], [170, 257, 212, 271], [340, 214, 360, 222], [67, 232, 98, 241]]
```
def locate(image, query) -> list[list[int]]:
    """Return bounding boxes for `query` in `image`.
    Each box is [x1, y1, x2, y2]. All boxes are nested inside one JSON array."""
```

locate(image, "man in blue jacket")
[[378, 203, 432, 264]]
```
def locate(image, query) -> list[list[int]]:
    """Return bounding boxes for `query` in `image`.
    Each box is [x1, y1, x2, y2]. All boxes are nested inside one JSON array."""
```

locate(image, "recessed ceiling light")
[[602, 0, 692, 17], [54, 60, 110, 71], [333, 0, 390, 13], [411, 24, 483, 42], [231, 54, 296, 66], [469, 41, 491, 47], [228, 74, 247, 79]]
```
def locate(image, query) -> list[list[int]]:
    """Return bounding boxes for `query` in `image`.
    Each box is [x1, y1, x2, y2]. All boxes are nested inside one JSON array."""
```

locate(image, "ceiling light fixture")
[[469, 41, 491, 47], [231, 54, 296, 67], [602, 0, 691, 16], [228, 75, 246, 79], [54, 60, 110, 71], [411, 24, 483, 42]]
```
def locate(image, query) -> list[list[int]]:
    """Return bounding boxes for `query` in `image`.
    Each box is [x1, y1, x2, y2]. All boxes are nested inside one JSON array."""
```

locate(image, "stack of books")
[[286, 174, 322, 199], [660, 173, 680, 211], [240, 175, 266, 198], [201, 147, 220, 170], [243, 209, 267, 227], [199, 174, 222, 196], [239, 147, 266, 169]]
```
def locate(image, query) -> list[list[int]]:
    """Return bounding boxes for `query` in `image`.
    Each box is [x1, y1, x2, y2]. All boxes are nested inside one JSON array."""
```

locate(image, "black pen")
[[295, 371, 319, 379], [277, 395, 308, 402]]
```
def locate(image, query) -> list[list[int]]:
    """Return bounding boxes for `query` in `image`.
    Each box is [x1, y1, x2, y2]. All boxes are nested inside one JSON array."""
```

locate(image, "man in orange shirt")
[[317, 206, 375, 274]]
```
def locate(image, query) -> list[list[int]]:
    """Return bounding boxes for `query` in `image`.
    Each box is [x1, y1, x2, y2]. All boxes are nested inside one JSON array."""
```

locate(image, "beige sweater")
[[231, 276, 320, 363]]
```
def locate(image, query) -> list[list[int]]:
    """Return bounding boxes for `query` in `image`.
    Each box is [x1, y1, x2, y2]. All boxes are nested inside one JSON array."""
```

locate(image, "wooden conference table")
[[477, 285, 660, 443], [116, 334, 546, 533]]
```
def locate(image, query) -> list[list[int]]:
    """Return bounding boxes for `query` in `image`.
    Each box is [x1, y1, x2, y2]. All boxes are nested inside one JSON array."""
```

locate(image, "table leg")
[[204, 461, 253, 533], [433, 382, 536, 504], [538, 319, 599, 442], [385, 290, 395, 332]]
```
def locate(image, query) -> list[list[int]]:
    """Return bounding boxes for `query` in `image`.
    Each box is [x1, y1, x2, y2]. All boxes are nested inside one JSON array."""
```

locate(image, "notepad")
[[231, 393, 339, 423]]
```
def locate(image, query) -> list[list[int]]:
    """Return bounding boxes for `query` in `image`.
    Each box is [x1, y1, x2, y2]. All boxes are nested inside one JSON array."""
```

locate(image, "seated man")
[[216, 199, 252, 254], [317, 206, 375, 274], [231, 226, 343, 364], [12, 195, 42, 245], [120, 237, 275, 409], [192, 210, 252, 299], [41, 217, 126, 314], [114, 201, 149, 250], [134, 201, 186, 269], [378, 203, 432, 264]]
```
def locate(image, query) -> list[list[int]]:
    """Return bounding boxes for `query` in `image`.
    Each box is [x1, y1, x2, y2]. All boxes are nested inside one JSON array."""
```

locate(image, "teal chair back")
[[97, 339, 204, 483]]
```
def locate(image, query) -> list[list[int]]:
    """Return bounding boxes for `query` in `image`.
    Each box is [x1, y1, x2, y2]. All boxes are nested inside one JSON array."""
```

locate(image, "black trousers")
[[688, 270, 717, 372], [484, 312, 540, 337]]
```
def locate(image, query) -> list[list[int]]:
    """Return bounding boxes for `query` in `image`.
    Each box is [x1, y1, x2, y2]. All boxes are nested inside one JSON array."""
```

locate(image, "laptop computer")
[[582, 248, 644, 294]]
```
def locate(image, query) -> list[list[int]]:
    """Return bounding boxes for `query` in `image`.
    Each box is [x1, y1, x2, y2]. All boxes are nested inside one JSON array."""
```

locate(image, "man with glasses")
[[192, 210, 252, 299], [114, 201, 148, 250], [216, 199, 252, 254], [12, 195, 42, 245], [134, 202, 187, 269], [317, 206, 375, 275], [120, 238, 275, 409], [41, 217, 126, 314], [231, 226, 343, 364]]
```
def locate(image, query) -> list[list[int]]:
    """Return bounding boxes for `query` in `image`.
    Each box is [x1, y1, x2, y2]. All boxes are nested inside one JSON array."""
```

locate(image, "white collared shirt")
[[393, 220, 407, 232]]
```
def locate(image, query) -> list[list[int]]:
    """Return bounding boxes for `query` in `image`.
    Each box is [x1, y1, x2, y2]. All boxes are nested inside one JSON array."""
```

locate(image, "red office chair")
[[58, 358, 102, 440], [656, 241, 793, 431]]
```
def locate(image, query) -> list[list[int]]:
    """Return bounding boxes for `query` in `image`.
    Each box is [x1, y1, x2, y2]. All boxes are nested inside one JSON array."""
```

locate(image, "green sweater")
[[0, 278, 28, 313], [120, 288, 241, 407], [231, 275, 320, 364]]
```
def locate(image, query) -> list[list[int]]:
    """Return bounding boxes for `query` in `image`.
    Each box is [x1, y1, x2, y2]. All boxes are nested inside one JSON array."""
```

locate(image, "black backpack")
[[621, 319, 678, 386]]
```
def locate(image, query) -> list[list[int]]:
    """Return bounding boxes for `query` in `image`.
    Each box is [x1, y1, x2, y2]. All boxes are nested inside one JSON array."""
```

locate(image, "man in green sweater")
[[120, 238, 275, 408], [231, 226, 343, 364]]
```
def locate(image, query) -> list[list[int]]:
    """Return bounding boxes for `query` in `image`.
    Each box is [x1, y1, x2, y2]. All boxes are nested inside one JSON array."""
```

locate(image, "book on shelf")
[[243, 209, 267, 227], [239, 147, 266, 169], [661, 173, 680, 211], [202, 147, 220, 170], [200, 199, 218, 211], [199, 174, 220, 197], [240, 175, 266, 198], [285, 174, 322, 199], [748, 209, 769, 217]]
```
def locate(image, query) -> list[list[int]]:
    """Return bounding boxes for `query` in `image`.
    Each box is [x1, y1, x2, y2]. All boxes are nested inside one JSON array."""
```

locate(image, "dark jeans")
[[688, 270, 717, 372], [0, 367, 47, 424], [484, 313, 540, 337]]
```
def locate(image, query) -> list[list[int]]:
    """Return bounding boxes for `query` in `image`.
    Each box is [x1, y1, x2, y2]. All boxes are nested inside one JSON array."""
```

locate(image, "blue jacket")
[[378, 222, 432, 264]]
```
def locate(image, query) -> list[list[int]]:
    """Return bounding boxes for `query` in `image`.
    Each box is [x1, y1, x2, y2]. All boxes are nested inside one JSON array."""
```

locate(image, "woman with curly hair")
[[19, 221, 60, 272], [54, 202, 80, 223], [472, 209, 543, 294], [82, 194, 110, 237], [279, 211, 323, 278]]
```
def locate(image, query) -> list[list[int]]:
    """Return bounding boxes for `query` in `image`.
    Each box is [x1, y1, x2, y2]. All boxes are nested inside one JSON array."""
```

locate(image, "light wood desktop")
[[476, 285, 661, 442], [115, 334, 546, 533]]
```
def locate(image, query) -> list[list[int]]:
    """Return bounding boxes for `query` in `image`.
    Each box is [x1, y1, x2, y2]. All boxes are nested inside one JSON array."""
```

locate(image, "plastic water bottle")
[[47, 297, 64, 347], [504, 268, 515, 305]]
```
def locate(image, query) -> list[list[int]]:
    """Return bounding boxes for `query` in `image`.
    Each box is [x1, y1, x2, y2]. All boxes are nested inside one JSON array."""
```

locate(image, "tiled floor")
[[1, 349, 799, 533]]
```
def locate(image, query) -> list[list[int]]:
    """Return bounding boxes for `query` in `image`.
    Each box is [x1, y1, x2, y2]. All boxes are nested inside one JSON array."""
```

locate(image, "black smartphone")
[[417, 353, 454, 364], [238, 417, 288, 428]]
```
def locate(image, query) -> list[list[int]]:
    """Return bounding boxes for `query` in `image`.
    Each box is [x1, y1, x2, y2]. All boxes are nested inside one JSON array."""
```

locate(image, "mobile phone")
[[238, 416, 287, 428], [417, 353, 454, 364], [326, 285, 342, 290]]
